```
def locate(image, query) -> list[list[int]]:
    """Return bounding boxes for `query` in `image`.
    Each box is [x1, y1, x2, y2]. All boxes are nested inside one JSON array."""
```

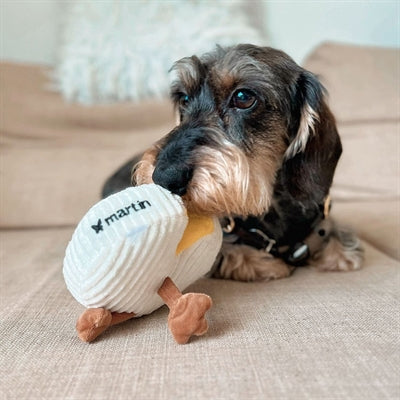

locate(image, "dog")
[[102, 44, 364, 282]]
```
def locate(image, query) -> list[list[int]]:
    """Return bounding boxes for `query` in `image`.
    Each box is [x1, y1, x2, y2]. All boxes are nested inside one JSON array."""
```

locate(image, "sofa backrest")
[[0, 62, 174, 228], [1, 43, 399, 229], [304, 42, 399, 203]]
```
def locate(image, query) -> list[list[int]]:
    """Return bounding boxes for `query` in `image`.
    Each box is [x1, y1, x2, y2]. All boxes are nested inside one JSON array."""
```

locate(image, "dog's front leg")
[[213, 243, 294, 282]]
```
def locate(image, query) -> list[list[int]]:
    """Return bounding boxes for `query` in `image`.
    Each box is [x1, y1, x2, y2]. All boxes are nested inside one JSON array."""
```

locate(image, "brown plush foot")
[[76, 308, 112, 342], [158, 277, 212, 344], [76, 309, 136, 342], [168, 293, 212, 344]]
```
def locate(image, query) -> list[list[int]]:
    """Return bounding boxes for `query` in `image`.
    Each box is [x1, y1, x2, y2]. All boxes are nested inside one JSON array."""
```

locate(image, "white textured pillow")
[[54, 0, 265, 103]]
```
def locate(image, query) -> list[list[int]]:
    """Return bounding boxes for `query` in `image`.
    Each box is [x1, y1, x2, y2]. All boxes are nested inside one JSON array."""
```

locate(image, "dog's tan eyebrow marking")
[[211, 52, 279, 104], [217, 72, 237, 91], [218, 53, 263, 78], [169, 56, 203, 95]]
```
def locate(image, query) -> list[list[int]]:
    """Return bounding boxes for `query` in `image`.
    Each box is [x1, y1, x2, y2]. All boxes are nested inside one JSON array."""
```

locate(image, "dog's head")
[[134, 44, 342, 217]]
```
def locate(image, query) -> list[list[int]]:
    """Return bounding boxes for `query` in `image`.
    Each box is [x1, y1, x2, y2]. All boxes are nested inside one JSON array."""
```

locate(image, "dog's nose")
[[152, 164, 193, 196]]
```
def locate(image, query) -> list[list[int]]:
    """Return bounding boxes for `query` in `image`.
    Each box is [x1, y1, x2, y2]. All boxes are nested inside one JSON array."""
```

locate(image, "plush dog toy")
[[63, 184, 222, 344]]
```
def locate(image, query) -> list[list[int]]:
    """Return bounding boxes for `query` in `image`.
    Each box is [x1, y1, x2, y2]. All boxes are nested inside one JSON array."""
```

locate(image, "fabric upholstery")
[[0, 63, 173, 228], [1, 42, 399, 399], [304, 43, 400, 204], [333, 200, 400, 261], [1, 228, 398, 399], [332, 122, 399, 201], [304, 42, 400, 123]]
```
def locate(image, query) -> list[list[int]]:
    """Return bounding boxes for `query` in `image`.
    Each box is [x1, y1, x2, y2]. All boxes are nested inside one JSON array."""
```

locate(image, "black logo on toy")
[[91, 219, 103, 234], [90, 200, 151, 235]]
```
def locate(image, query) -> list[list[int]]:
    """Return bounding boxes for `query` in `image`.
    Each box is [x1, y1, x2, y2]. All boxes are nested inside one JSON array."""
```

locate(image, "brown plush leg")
[[110, 312, 136, 326], [76, 308, 135, 343], [158, 277, 212, 344]]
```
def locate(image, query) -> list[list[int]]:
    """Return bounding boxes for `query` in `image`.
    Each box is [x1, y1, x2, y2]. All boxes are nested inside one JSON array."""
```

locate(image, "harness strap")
[[221, 196, 332, 266]]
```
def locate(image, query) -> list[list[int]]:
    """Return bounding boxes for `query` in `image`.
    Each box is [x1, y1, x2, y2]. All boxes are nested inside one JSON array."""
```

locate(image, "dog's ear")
[[285, 71, 322, 159], [280, 71, 342, 203]]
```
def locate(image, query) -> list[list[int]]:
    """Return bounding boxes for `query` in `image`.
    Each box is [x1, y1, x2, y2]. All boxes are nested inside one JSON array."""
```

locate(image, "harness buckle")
[[249, 228, 276, 253]]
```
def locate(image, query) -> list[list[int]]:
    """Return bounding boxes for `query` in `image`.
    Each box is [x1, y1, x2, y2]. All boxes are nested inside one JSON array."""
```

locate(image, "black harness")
[[221, 196, 332, 266]]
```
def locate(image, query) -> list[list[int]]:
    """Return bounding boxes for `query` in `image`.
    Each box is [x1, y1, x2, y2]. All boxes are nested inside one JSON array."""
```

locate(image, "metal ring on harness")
[[222, 216, 235, 233]]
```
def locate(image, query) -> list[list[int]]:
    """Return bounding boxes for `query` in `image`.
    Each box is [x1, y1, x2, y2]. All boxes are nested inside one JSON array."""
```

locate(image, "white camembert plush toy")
[[63, 184, 222, 344]]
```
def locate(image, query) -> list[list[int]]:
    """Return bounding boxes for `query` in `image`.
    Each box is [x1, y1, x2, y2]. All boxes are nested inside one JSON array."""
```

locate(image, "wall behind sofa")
[[0, 0, 398, 66], [264, 1, 399, 62]]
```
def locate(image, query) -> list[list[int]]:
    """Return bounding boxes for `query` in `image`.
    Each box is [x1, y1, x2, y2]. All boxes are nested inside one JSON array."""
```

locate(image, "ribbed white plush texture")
[[63, 184, 222, 316]]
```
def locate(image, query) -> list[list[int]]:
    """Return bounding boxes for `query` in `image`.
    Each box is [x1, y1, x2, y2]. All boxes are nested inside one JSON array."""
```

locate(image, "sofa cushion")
[[0, 62, 175, 228], [1, 227, 398, 399], [331, 122, 400, 202], [332, 200, 400, 261], [304, 42, 400, 123], [304, 43, 400, 213]]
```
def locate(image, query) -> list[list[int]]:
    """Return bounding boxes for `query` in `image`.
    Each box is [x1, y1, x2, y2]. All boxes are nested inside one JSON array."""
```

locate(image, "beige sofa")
[[1, 42, 399, 399]]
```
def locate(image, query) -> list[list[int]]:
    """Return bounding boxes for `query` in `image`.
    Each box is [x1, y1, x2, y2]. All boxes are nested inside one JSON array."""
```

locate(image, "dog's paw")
[[213, 243, 294, 282], [310, 227, 364, 272]]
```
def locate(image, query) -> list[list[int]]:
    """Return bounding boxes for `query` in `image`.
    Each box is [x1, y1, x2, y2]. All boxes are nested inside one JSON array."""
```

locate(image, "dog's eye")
[[178, 93, 190, 107], [230, 89, 257, 109]]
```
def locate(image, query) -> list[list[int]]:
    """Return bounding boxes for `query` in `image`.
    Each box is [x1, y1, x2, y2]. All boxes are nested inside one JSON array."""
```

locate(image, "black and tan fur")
[[103, 44, 363, 282]]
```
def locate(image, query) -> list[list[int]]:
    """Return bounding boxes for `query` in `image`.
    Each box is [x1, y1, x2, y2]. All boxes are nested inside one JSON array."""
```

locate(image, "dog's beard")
[[181, 134, 283, 216], [134, 129, 284, 218]]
